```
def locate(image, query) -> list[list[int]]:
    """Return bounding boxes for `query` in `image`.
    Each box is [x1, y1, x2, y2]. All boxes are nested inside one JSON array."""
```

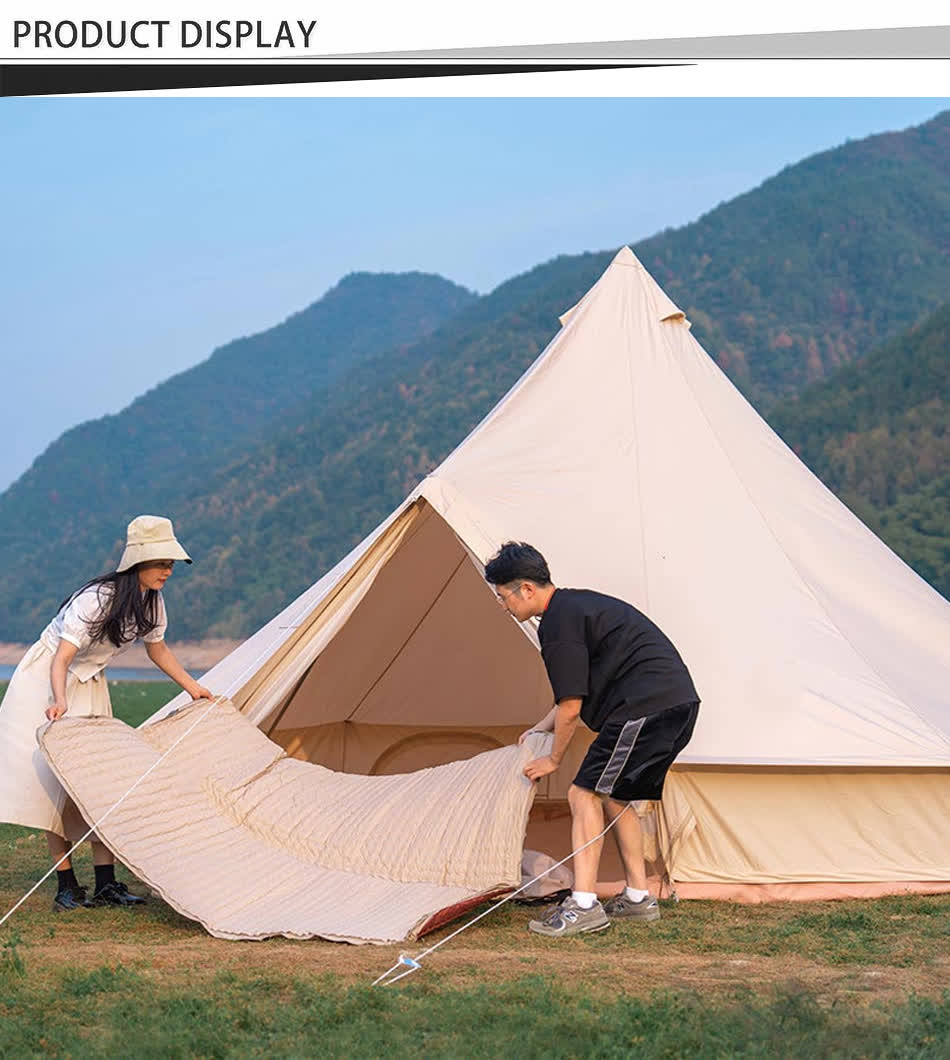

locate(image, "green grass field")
[[0, 678, 176, 729], [1, 681, 949, 1057]]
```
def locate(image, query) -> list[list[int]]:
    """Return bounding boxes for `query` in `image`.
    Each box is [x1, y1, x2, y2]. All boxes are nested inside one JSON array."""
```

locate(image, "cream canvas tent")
[[145, 246, 950, 900]]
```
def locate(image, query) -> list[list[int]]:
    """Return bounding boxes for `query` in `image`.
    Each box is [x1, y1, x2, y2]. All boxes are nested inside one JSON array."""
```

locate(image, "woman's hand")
[[45, 701, 68, 722], [146, 642, 214, 702]]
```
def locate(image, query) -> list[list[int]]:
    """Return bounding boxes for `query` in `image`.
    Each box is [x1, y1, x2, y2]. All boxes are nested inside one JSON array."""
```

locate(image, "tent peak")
[[611, 246, 638, 266], [559, 247, 687, 327], [614, 246, 688, 325]]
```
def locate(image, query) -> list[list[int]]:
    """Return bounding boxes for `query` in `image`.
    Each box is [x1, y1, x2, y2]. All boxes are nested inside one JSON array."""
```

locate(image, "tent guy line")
[[371, 802, 634, 987], [0, 694, 227, 931], [93, 243, 948, 925], [0, 575, 330, 933], [12, 245, 949, 944]]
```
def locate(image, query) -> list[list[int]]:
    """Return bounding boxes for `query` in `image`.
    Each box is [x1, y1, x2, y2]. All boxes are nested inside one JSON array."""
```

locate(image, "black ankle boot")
[[53, 885, 92, 911]]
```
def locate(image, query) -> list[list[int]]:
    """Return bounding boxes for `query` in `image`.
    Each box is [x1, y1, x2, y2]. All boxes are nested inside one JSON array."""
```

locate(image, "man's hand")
[[523, 755, 558, 782], [517, 705, 558, 745]]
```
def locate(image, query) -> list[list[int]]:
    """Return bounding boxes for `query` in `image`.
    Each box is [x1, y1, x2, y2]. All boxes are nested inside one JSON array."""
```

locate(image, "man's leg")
[[528, 784, 610, 936], [604, 797, 648, 891], [568, 783, 605, 893], [600, 797, 659, 920]]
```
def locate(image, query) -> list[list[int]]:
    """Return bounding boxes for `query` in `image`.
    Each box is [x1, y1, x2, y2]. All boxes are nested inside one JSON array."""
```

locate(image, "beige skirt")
[[0, 641, 112, 837]]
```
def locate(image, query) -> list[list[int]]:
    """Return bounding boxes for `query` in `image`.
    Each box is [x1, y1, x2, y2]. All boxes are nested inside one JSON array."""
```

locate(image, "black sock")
[[94, 864, 116, 893], [56, 867, 79, 892]]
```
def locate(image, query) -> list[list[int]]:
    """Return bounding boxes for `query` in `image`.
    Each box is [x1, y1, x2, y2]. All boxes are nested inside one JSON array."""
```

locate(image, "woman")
[[0, 515, 212, 911]]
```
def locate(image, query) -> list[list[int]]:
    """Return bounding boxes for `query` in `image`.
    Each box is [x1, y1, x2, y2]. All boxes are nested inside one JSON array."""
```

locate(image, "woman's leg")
[[59, 790, 141, 904], [57, 797, 114, 882], [46, 829, 71, 870], [47, 828, 89, 908], [90, 837, 114, 867], [49, 823, 115, 875], [90, 834, 120, 895]]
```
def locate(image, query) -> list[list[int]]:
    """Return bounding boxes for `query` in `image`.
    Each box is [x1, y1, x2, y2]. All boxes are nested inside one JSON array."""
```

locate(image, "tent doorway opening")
[[243, 498, 624, 880]]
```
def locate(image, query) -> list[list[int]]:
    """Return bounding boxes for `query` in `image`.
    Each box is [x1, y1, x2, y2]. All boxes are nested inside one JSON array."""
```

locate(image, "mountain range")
[[771, 298, 949, 598], [0, 110, 947, 640]]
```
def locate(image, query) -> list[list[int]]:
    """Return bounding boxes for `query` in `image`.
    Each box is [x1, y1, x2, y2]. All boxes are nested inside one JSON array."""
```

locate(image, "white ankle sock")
[[624, 887, 649, 902], [571, 890, 598, 909]]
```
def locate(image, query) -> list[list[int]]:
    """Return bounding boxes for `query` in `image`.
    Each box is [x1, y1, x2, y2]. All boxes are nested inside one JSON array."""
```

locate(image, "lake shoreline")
[[0, 638, 240, 671]]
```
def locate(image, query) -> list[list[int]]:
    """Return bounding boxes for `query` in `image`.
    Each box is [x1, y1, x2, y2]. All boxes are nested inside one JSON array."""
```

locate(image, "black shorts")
[[573, 701, 699, 802]]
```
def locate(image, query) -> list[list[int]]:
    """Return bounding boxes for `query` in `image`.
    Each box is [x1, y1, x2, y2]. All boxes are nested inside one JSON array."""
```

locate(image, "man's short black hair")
[[484, 542, 552, 587]]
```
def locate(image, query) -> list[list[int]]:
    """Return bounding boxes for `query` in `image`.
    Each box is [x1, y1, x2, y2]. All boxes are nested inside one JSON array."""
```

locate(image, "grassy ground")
[[1, 682, 948, 1057], [0, 678, 177, 729]]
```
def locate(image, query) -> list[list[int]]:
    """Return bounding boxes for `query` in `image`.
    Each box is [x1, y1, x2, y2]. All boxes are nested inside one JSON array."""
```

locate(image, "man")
[[484, 542, 699, 938]]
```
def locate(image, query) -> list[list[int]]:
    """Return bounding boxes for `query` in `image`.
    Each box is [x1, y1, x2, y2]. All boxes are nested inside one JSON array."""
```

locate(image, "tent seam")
[[344, 553, 470, 723], [426, 478, 499, 568], [245, 510, 416, 722], [625, 275, 651, 611], [262, 501, 434, 735]]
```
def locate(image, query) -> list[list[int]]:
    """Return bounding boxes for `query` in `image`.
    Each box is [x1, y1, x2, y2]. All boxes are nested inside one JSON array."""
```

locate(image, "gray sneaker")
[[528, 896, 610, 937], [602, 891, 661, 921]]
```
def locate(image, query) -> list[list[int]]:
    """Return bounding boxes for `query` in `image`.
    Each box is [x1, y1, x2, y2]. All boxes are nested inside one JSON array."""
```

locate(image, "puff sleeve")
[[142, 592, 167, 643], [58, 587, 108, 651]]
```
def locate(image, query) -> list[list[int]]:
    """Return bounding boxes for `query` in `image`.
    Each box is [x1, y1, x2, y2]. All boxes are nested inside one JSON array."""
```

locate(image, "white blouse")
[[39, 584, 167, 682]]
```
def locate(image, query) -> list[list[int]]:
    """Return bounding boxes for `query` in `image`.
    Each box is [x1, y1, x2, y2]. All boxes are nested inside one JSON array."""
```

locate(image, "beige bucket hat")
[[116, 515, 192, 572]]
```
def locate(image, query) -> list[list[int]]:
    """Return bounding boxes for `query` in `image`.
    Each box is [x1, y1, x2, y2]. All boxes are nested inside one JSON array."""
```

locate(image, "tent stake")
[[371, 803, 634, 986]]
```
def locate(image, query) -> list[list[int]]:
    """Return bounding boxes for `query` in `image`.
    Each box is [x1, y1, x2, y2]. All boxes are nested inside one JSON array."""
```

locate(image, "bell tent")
[[135, 246, 950, 902]]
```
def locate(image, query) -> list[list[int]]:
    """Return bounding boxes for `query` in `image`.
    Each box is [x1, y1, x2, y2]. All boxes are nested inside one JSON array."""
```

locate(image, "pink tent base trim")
[[593, 878, 950, 903]]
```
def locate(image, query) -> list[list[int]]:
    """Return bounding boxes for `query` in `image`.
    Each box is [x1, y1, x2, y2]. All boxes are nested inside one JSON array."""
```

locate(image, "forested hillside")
[[0, 272, 475, 638], [1, 110, 948, 640], [636, 109, 950, 405], [162, 272, 950, 638], [153, 253, 615, 635], [771, 299, 950, 598]]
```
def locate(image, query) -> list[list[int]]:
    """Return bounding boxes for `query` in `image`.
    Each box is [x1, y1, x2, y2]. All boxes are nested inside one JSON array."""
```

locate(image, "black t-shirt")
[[537, 588, 699, 731]]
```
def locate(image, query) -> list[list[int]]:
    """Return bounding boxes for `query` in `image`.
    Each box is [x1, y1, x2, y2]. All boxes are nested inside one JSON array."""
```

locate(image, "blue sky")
[[1, 97, 947, 492]]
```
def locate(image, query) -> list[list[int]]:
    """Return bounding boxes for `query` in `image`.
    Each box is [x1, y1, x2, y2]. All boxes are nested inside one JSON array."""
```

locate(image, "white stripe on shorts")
[[594, 717, 646, 796]]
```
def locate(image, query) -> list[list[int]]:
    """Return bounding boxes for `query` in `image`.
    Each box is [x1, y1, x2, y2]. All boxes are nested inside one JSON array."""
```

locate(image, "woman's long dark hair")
[[57, 568, 161, 648]]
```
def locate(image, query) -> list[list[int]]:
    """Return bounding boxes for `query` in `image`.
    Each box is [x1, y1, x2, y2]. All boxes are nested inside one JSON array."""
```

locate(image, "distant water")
[[0, 664, 203, 682]]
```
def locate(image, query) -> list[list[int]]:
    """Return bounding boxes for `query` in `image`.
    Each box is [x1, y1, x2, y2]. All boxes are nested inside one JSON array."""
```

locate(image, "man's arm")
[[518, 704, 557, 744], [523, 697, 582, 781]]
